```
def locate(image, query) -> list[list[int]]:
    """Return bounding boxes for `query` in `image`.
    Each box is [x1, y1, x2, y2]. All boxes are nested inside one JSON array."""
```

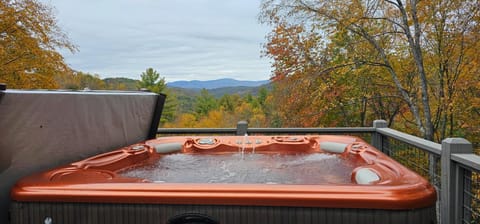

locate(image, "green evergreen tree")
[[194, 89, 218, 118], [137, 68, 176, 124], [137, 68, 166, 93]]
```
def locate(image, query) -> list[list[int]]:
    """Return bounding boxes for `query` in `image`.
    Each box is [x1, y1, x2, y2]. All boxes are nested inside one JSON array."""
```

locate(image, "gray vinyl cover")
[[0, 90, 159, 224]]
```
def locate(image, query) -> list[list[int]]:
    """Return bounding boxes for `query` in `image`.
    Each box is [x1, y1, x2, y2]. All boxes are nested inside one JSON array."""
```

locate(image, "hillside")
[[103, 77, 139, 90], [167, 78, 269, 89], [169, 84, 271, 98], [168, 84, 271, 114]]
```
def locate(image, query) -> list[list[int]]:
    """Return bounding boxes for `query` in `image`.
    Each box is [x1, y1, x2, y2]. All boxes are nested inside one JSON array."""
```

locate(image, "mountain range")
[[167, 78, 269, 89]]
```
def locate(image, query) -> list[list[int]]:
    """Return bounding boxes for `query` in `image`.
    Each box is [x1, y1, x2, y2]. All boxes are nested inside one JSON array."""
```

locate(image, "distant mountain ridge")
[[167, 78, 269, 89]]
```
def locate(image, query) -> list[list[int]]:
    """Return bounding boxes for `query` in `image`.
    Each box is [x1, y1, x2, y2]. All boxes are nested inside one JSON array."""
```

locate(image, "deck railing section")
[[157, 120, 480, 224]]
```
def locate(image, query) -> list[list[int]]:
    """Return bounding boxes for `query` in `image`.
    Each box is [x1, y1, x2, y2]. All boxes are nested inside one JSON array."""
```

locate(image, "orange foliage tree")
[[260, 0, 480, 141], [262, 22, 403, 128]]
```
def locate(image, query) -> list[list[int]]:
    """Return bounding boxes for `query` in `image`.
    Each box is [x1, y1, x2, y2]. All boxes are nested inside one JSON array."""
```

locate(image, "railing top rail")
[[244, 127, 375, 134], [451, 153, 480, 172], [376, 127, 442, 156], [157, 128, 237, 134], [157, 127, 376, 135]]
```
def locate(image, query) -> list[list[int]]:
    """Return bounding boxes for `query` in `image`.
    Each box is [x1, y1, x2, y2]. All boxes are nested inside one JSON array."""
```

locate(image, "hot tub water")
[[119, 152, 355, 184]]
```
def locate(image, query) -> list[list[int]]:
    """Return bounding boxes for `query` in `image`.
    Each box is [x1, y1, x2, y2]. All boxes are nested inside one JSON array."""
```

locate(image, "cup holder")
[[348, 142, 368, 154]]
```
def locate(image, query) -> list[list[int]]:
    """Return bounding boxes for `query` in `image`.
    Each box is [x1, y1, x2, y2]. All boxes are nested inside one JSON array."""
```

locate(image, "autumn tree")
[[162, 113, 197, 128], [420, 1, 480, 140], [0, 0, 77, 89], [260, 22, 390, 127], [55, 71, 106, 90], [219, 94, 240, 113], [260, 0, 480, 140]]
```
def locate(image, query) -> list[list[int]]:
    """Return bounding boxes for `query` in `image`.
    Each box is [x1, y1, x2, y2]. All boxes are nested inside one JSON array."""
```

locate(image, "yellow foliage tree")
[[163, 113, 197, 128], [55, 71, 105, 90], [196, 110, 230, 128], [0, 0, 76, 89]]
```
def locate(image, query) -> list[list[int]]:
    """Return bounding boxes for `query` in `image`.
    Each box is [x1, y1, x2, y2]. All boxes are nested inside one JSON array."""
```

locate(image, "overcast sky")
[[42, 0, 272, 82]]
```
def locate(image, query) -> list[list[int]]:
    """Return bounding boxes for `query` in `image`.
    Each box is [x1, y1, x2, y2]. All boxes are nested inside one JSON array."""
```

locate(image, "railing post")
[[236, 121, 248, 136], [440, 138, 473, 224], [372, 120, 387, 153]]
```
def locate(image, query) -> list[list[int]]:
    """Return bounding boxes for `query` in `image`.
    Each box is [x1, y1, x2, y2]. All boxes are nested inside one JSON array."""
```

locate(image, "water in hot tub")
[[119, 153, 356, 184]]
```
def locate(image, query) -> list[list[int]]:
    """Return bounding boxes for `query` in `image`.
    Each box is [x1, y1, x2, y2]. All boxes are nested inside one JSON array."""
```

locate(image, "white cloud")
[[43, 0, 272, 81]]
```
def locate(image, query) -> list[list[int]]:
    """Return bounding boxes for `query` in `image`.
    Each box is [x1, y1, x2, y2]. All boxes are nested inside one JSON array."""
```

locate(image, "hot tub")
[[10, 135, 436, 224]]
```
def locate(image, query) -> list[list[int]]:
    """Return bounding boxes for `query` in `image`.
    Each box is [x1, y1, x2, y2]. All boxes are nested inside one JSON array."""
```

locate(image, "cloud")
[[44, 0, 272, 81]]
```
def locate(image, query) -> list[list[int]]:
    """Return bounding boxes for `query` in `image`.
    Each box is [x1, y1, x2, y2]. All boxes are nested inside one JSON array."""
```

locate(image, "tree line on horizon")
[[1, 0, 479, 147]]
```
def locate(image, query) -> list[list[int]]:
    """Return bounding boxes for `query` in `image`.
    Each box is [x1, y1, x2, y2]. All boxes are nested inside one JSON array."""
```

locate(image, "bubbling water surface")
[[119, 153, 355, 184]]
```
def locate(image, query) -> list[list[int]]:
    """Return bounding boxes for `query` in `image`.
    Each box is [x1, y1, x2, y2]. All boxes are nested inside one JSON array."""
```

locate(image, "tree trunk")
[[396, 0, 434, 140]]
